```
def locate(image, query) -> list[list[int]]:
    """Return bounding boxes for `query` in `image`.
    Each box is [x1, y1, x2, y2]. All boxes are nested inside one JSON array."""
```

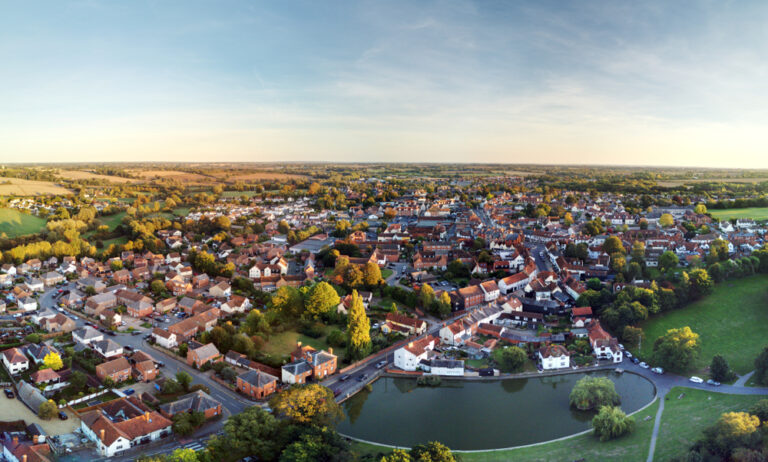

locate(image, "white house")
[[18, 297, 38, 312], [588, 321, 623, 363], [393, 336, 436, 371], [538, 344, 570, 370], [92, 339, 123, 358], [479, 280, 500, 302], [2, 347, 29, 375], [220, 296, 251, 314], [427, 359, 465, 376], [80, 398, 172, 457], [73, 326, 104, 346], [498, 272, 529, 294], [439, 320, 470, 346], [151, 328, 177, 349]]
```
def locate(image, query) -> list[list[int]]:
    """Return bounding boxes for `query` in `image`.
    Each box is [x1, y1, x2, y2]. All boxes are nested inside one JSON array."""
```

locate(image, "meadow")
[[0, 208, 47, 237]]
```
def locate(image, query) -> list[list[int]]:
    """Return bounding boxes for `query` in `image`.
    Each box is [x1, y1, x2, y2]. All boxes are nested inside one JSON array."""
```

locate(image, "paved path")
[[735, 370, 755, 387], [646, 390, 666, 462]]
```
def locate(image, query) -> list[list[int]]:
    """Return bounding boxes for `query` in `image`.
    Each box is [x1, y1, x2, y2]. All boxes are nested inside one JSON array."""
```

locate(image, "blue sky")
[[1, 0, 767, 167]]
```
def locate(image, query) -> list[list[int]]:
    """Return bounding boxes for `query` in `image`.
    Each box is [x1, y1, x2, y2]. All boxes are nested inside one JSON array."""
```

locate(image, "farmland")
[[57, 170, 139, 183], [0, 178, 70, 196], [709, 207, 768, 221], [0, 208, 47, 237]]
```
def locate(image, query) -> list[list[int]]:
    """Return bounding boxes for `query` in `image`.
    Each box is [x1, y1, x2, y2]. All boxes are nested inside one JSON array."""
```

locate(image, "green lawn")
[[351, 399, 660, 461], [635, 274, 768, 374], [222, 190, 260, 197], [262, 327, 343, 362], [0, 208, 46, 237], [709, 207, 768, 221], [99, 211, 127, 231], [654, 387, 765, 461], [381, 268, 394, 279], [173, 207, 191, 216]]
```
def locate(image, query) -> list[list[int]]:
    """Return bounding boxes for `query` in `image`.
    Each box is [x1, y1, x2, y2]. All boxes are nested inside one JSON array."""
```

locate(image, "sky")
[[1, 0, 768, 168]]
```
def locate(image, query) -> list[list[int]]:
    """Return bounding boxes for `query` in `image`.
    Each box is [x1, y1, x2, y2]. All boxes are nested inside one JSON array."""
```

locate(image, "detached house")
[[538, 344, 570, 370], [588, 321, 623, 363], [96, 357, 132, 384], [186, 343, 221, 368], [236, 370, 278, 399], [394, 336, 437, 371], [281, 343, 338, 384], [151, 328, 178, 349], [381, 313, 427, 336], [2, 347, 29, 375], [159, 390, 223, 420]]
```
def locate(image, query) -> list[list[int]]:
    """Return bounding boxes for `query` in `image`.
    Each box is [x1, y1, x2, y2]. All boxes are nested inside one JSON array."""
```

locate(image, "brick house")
[[159, 390, 222, 420], [236, 370, 278, 399], [95, 357, 132, 383], [186, 343, 221, 368]]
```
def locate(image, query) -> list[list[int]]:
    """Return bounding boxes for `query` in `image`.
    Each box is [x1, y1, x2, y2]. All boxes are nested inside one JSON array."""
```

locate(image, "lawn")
[[381, 268, 394, 279], [654, 387, 765, 461], [709, 207, 768, 221], [98, 211, 126, 231], [635, 274, 768, 374], [173, 207, 191, 216], [0, 208, 46, 237], [350, 399, 660, 461], [262, 327, 344, 362]]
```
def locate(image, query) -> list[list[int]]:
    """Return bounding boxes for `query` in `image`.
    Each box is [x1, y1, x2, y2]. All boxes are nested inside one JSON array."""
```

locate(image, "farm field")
[[57, 170, 139, 183], [0, 208, 46, 237], [658, 177, 768, 187], [352, 399, 660, 461], [127, 169, 212, 183], [654, 387, 764, 461], [0, 178, 70, 196], [709, 207, 768, 221], [227, 171, 305, 181], [635, 274, 768, 374]]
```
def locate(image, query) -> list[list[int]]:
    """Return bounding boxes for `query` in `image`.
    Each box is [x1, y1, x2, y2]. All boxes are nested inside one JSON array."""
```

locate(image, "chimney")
[[297, 341, 301, 347], [12, 436, 18, 445], [328, 347, 333, 354], [23, 455, 27, 462], [145, 411, 150, 421], [100, 429, 105, 441], [408, 342, 414, 348]]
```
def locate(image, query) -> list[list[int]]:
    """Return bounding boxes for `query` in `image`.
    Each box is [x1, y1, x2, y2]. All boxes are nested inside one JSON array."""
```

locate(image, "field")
[[99, 212, 127, 231], [128, 169, 212, 183], [57, 170, 138, 183], [654, 387, 765, 461], [352, 399, 660, 461], [0, 208, 47, 237], [261, 327, 344, 362], [658, 177, 768, 187], [635, 274, 768, 374], [0, 178, 71, 196], [227, 171, 305, 181], [709, 207, 768, 221]]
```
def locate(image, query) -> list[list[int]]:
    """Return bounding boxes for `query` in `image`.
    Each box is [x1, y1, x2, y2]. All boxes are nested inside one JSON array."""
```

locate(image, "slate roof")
[[159, 390, 222, 416]]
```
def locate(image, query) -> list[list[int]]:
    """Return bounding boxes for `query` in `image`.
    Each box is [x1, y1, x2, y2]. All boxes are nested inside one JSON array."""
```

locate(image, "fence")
[[58, 388, 112, 409], [337, 369, 384, 403]]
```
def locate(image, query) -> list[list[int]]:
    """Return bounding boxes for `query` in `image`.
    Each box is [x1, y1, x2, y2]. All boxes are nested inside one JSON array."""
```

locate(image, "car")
[[376, 360, 387, 369], [58, 411, 68, 420], [156, 361, 165, 367], [639, 362, 649, 369], [4, 389, 14, 399], [107, 331, 116, 336], [618, 343, 625, 351], [131, 331, 141, 336], [123, 388, 135, 395], [689, 376, 704, 384], [57, 289, 63, 293], [651, 367, 664, 374], [706, 379, 721, 386], [357, 374, 367, 382], [339, 374, 351, 382], [123, 345, 133, 351], [631, 357, 640, 364]]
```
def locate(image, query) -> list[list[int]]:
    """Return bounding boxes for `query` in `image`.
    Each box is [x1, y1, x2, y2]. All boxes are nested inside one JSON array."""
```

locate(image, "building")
[[381, 313, 427, 336], [281, 343, 337, 384], [393, 336, 437, 371], [186, 343, 221, 368], [2, 347, 29, 375], [236, 370, 278, 399], [588, 321, 623, 363], [427, 359, 464, 376], [95, 357, 132, 384], [92, 339, 124, 359], [159, 390, 223, 420], [538, 344, 570, 370], [151, 328, 177, 349], [73, 326, 104, 345]]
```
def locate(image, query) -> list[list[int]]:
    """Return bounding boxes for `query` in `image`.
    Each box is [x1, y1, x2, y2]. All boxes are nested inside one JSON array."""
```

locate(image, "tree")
[[630, 241, 645, 262], [491, 346, 527, 373], [271, 286, 304, 319], [381, 449, 413, 462], [208, 407, 280, 461], [659, 213, 674, 227], [110, 260, 123, 271], [569, 376, 621, 411], [362, 261, 383, 287], [688, 268, 713, 300], [653, 326, 701, 371], [24, 333, 41, 344], [278, 425, 351, 462], [176, 371, 193, 392], [754, 347, 768, 386], [304, 282, 340, 320], [151, 279, 166, 296], [38, 400, 58, 420], [277, 220, 291, 234], [43, 352, 64, 371], [748, 399, 768, 422], [268, 384, 342, 426], [592, 406, 635, 442], [694, 203, 707, 214], [621, 326, 644, 348], [437, 291, 452, 318], [602, 236, 624, 255], [420, 283, 435, 309], [710, 355, 735, 383], [69, 370, 87, 391], [700, 412, 762, 459], [659, 251, 679, 272], [346, 290, 371, 360], [409, 441, 457, 462]]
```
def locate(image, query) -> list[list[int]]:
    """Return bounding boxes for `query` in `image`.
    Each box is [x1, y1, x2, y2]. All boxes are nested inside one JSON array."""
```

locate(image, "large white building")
[[537, 344, 570, 370], [394, 336, 437, 371]]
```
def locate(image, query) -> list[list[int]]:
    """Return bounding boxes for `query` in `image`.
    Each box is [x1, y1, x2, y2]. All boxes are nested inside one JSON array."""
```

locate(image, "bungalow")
[[236, 370, 278, 399], [538, 344, 570, 370], [186, 343, 221, 368], [73, 326, 104, 346], [381, 313, 427, 336], [24, 343, 60, 365], [159, 390, 223, 420], [2, 347, 29, 375]]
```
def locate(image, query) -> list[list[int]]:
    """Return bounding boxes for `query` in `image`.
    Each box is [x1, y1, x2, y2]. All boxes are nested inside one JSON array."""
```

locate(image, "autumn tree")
[[38, 400, 58, 420], [43, 352, 64, 371], [659, 213, 674, 227], [420, 283, 435, 309], [304, 282, 340, 320], [362, 261, 383, 287], [271, 286, 304, 319], [346, 290, 371, 360], [268, 384, 342, 426], [602, 236, 624, 255], [653, 326, 700, 371]]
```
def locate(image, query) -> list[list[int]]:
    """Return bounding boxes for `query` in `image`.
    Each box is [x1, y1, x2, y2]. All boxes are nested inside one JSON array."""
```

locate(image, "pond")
[[337, 370, 655, 450]]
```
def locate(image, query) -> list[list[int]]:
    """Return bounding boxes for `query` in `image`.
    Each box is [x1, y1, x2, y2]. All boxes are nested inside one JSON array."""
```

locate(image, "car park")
[[689, 376, 704, 384], [706, 379, 721, 386], [651, 367, 664, 374]]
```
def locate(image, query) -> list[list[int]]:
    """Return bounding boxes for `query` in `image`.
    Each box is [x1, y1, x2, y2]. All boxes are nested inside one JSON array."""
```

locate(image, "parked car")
[[58, 411, 68, 420], [625, 351, 633, 359], [357, 374, 367, 382], [339, 374, 351, 382], [156, 361, 165, 368], [123, 345, 133, 351], [131, 331, 141, 336], [631, 357, 640, 364], [4, 389, 14, 399], [376, 360, 387, 369], [689, 376, 704, 384], [107, 331, 116, 336], [618, 343, 625, 351], [123, 388, 135, 395], [639, 362, 649, 369], [706, 379, 721, 386], [651, 367, 664, 374]]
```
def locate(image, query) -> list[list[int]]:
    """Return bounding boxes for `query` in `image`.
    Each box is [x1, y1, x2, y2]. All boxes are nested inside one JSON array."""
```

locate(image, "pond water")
[[337, 370, 655, 450]]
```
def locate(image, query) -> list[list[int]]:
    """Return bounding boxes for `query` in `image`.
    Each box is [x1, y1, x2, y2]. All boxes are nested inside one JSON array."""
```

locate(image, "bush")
[[189, 384, 211, 394], [592, 406, 635, 441], [299, 323, 325, 339], [24, 333, 42, 344], [221, 367, 237, 382], [710, 355, 736, 383], [38, 400, 58, 420]]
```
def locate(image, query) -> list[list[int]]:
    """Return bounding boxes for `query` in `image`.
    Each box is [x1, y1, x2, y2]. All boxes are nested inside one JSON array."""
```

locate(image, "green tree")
[[69, 370, 87, 391], [208, 407, 280, 461], [710, 354, 735, 382], [278, 425, 351, 462], [38, 400, 58, 420], [569, 376, 621, 411], [491, 346, 527, 373], [43, 352, 64, 370], [688, 268, 713, 300], [700, 412, 762, 459], [304, 282, 340, 320], [748, 399, 768, 422], [271, 286, 304, 319], [754, 347, 768, 386], [346, 290, 372, 360], [151, 279, 166, 296], [592, 406, 635, 442], [409, 441, 457, 462], [621, 326, 644, 348], [277, 220, 291, 234], [176, 371, 193, 392], [268, 384, 342, 426], [652, 326, 701, 371], [659, 251, 679, 272]]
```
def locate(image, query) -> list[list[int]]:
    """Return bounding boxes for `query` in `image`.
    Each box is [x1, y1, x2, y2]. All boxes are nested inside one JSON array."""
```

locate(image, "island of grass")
[[709, 207, 768, 221], [654, 387, 765, 461], [351, 398, 660, 461], [0, 208, 46, 237], [635, 274, 768, 375]]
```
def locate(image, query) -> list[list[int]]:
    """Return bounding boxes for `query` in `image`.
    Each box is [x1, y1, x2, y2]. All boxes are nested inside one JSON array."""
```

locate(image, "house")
[[439, 320, 471, 346], [151, 328, 177, 349], [85, 292, 117, 316], [30, 367, 63, 387], [96, 357, 132, 383], [80, 397, 172, 457], [426, 359, 464, 376], [73, 326, 104, 345], [393, 336, 437, 371], [18, 297, 38, 312], [155, 298, 177, 314], [2, 347, 29, 374], [290, 344, 338, 379], [42, 313, 75, 333], [571, 306, 594, 327], [280, 360, 313, 385], [220, 295, 251, 314], [186, 343, 221, 368], [457, 285, 484, 309], [24, 343, 60, 365], [92, 339, 124, 359], [116, 290, 154, 318], [159, 390, 223, 419], [41, 271, 65, 287], [0, 430, 53, 462], [538, 344, 570, 370], [208, 281, 231, 298], [498, 272, 529, 294], [479, 280, 500, 302], [131, 351, 159, 382], [168, 318, 199, 341], [112, 269, 131, 284], [588, 321, 623, 363], [381, 313, 427, 336], [236, 370, 278, 399]]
